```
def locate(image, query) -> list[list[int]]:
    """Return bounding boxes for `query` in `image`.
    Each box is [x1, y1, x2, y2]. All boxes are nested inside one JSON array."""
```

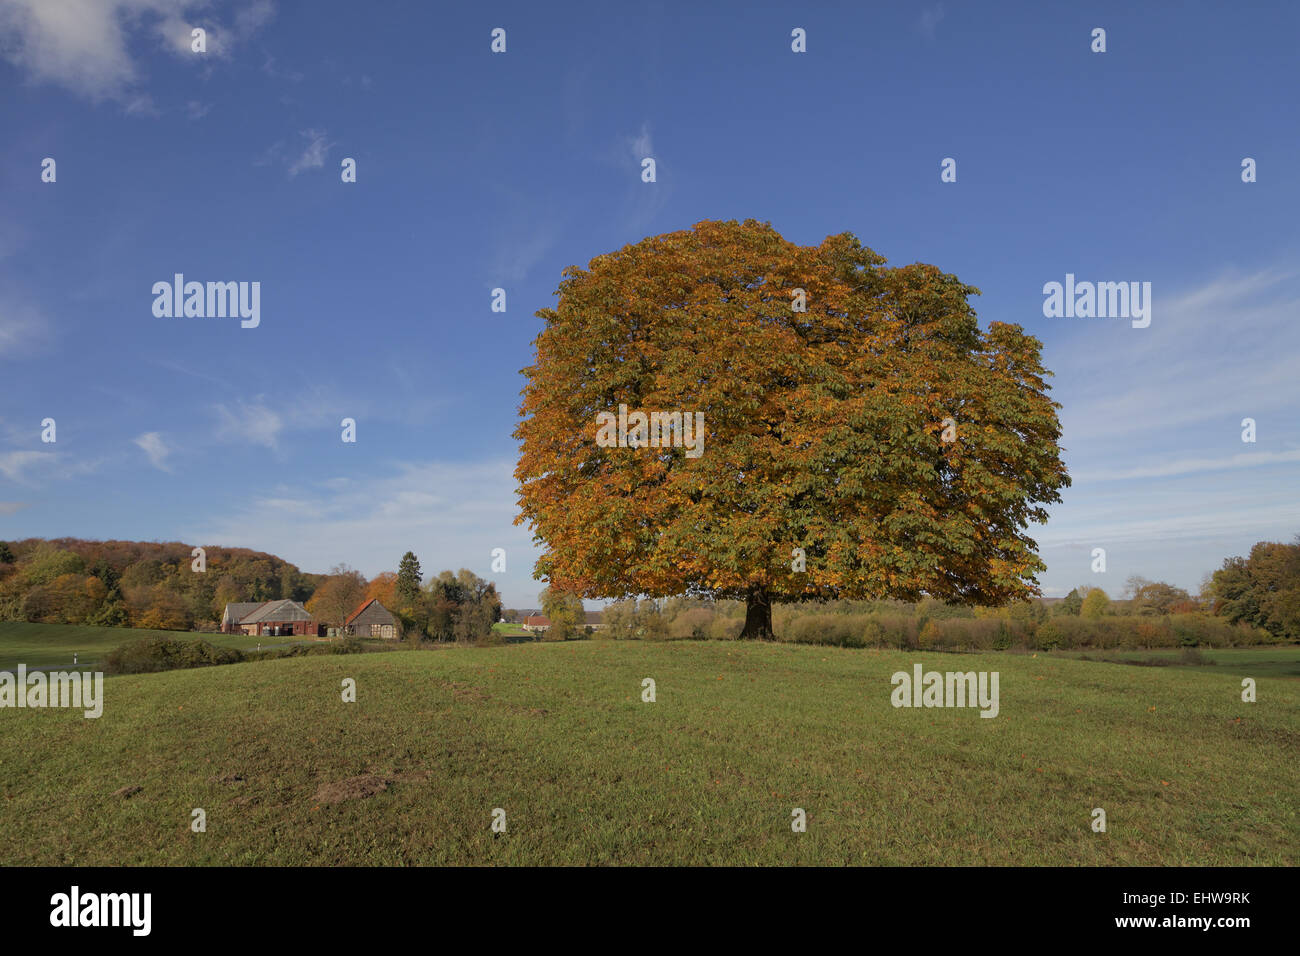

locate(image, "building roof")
[[584, 611, 603, 625], [523, 615, 552, 627], [344, 598, 394, 626], [344, 598, 375, 625], [241, 599, 313, 623], [223, 602, 264, 624]]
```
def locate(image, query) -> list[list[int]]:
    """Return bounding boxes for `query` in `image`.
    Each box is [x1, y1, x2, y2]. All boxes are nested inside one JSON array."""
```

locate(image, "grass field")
[[0, 639, 1294, 865], [492, 621, 531, 637], [0, 622, 306, 669], [1062, 647, 1300, 679]]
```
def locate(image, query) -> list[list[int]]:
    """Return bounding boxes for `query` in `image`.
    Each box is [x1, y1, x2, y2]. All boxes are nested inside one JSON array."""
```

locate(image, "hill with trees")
[[0, 539, 501, 643]]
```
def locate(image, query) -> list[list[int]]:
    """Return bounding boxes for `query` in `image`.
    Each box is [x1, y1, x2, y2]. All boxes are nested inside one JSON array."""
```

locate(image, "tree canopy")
[[1209, 538, 1300, 640], [515, 219, 1070, 638]]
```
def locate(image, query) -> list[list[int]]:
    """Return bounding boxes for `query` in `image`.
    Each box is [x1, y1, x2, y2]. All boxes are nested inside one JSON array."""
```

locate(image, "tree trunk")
[[738, 587, 774, 640]]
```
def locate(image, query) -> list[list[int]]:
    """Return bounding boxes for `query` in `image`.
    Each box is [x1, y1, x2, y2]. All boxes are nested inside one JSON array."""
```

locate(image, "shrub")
[[105, 638, 244, 675], [860, 616, 885, 647], [668, 608, 716, 641], [1135, 619, 1176, 648], [875, 614, 920, 650], [314, 637, 367, 655], [783, 613, 871, 648], [918, 618, 1028, 651], [1035, 620, 1063, 650], [992, 625, 1012, 651], [916, 620, 941, 650], [707, 615, 742, 641], [1169, 613, 1251, 648]]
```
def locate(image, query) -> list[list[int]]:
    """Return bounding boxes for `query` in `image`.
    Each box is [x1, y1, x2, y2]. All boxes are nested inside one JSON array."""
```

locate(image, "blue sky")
[[1, 0, 1297, 608]]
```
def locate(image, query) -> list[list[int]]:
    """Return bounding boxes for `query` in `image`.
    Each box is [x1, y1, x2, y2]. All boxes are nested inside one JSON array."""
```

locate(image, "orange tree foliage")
[[305, 565, 368, 627], [0, 538, 319, 630], [365, 572, 399, 609], [514, 220, 1070, 638]]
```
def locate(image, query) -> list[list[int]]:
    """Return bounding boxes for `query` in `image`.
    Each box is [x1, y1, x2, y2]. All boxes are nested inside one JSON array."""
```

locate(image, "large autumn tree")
[[514, 219, 1070, 639], [305, 564, 368, 628]]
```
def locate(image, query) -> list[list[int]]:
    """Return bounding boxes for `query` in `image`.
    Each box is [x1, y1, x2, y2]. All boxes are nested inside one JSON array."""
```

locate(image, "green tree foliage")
[[421, 568, 501, 642], [1209, 538, 1300, 640], [1054, 588, 1084, 616], [1125, 575, 1192, 615], [1081, 588, 1110, 619], [20, 543, 87, 586], [396, 551, 423, 609], [540, 586, 585, 640]]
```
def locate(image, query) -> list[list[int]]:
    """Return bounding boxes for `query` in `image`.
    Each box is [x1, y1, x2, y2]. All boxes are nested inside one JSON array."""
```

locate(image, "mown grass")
[[1059, 646, 1300, 679], [0, 641, 1294, 866], [0, 622, 303, 670]]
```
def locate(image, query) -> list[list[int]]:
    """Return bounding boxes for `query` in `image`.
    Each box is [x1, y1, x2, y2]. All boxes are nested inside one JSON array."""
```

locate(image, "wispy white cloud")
[[0, 450, 54, 483], [1035, 263, 1300, 595], [287, 128, 332, 178], [0, 501, 29, 516], [0, 449, 100, 484], [233, 0, 274, 38], [213, 400, 283, 449], [260, 49, 302, 83], [0, 292, 52, 359], [612, 122, 670, 235], [1073, 448, 1300, 483], [188, 458, 543, 606], [628, 123, 653, 164], [133, 431, 172, 472], [1055, 266, 1300, 444], [917, 4, 946, 40], [0, 0, 276, 109], [492, 227, 559, 284]]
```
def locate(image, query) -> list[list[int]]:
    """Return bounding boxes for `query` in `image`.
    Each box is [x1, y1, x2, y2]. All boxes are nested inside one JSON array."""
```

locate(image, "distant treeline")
[[0, 538, 318, 630], [1, 536, 1295, 649], [0, 540, 500, 643]]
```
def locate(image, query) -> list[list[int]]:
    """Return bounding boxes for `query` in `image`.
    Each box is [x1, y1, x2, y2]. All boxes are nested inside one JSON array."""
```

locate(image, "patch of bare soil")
[[313, 774, 389, 805]]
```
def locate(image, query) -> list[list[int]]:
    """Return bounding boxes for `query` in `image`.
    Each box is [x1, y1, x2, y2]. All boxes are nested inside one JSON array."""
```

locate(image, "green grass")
[[0, 640, 1294, 865], [0, 621, 302, 670], [1059, 646, 1300, 679]]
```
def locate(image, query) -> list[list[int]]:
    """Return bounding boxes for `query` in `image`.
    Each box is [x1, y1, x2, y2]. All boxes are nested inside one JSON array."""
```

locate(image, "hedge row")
[[632, 610, 1276, 650], [105, 636, 372, 674]]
